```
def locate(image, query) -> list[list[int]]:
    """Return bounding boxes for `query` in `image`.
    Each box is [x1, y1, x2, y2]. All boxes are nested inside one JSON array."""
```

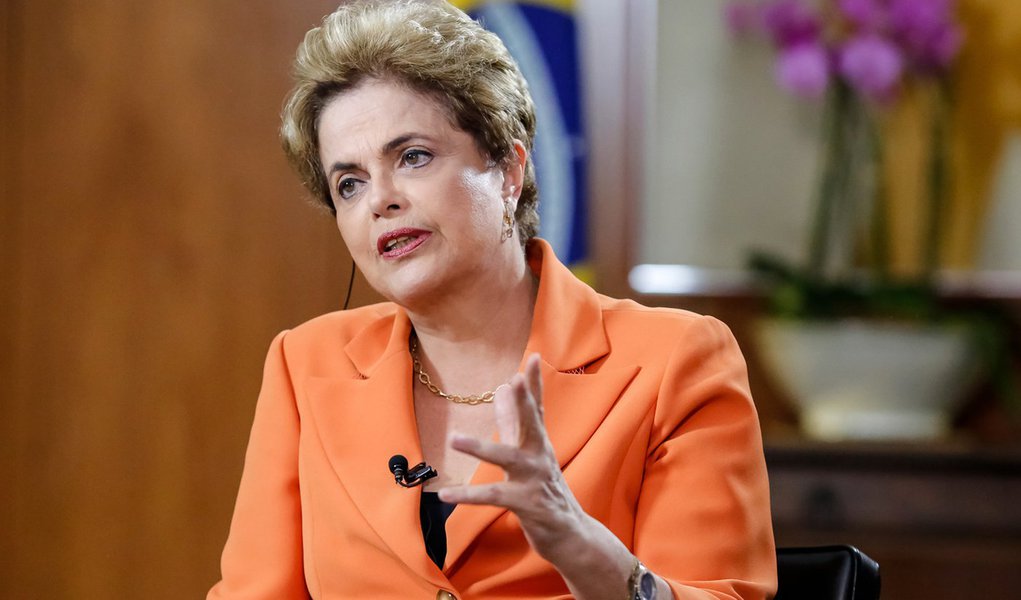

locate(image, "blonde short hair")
[[281, 0, 539, 243]]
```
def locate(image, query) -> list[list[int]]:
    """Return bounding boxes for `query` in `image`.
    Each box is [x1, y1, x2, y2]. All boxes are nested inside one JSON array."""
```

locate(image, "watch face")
[[638, 571, 656, 600]]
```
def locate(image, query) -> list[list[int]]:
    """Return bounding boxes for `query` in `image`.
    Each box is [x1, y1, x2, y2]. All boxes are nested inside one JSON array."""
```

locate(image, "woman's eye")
[[337, 178, 361, 200], [401, 149, 433, 168]]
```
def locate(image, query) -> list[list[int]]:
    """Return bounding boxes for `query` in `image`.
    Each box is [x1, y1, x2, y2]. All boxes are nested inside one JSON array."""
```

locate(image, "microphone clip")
[[389, 454, 438, 488], [399, 461, 438, 488]]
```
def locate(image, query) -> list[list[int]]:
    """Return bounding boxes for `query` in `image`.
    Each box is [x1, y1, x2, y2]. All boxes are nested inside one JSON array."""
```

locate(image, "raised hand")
[[438, 354, 672, 599], [438, 353, 589, 562]]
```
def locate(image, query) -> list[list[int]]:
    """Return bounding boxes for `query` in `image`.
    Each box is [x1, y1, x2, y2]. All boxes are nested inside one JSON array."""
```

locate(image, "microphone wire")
[[342, 258, 356, 310]]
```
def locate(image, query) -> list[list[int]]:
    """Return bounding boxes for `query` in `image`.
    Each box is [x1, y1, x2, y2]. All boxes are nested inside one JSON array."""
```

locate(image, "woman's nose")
[[368, 177, 407, 218]]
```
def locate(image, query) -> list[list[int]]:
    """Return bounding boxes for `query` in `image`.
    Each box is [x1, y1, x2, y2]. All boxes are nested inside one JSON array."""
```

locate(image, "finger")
[[494, 382, 521, 446], [510, 371, 546, 449], [449, 433, 531, 474], [525, 353, 544, 418], [511, 376, 536, 432], [437, 481, 520, 507]]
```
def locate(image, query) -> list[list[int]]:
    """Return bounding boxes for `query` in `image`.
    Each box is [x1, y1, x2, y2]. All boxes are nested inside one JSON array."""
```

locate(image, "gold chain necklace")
[[410, 336, 498, 405]]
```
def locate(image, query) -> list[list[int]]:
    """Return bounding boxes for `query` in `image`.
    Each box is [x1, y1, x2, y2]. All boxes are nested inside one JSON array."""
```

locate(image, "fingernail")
[[449, 433, 475, 449]]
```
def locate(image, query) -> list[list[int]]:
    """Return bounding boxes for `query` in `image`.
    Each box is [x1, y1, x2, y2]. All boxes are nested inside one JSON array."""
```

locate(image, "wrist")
[[537, 511, 598, 566], [541, 514, 635, 594], [626, 558, 658, 600]]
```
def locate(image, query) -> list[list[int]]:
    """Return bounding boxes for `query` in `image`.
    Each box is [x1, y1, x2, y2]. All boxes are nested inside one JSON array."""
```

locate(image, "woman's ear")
[[502, 140, 527, 202]]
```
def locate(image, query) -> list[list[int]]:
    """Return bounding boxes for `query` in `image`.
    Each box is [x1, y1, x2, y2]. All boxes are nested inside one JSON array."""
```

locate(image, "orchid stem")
[[808, 81, 851, 277], [866, 105, 890, 280], [924, 81, 950, 284]]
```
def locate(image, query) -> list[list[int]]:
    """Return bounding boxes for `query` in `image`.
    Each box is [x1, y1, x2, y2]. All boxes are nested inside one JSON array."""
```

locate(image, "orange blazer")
[[208, 240, 777, 600]]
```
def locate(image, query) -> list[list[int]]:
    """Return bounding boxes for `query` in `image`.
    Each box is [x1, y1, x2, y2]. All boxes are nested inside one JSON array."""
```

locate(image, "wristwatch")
[[627, 558, 657, 600]]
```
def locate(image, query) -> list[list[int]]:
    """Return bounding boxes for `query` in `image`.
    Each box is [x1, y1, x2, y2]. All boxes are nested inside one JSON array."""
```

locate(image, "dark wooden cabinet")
[[766, 439, 1021, 600]]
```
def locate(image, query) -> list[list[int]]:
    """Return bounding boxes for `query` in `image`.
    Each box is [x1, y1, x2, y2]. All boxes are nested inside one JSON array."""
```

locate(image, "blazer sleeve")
[[208, 331, 312, 600], [635, 316, 777, 600]]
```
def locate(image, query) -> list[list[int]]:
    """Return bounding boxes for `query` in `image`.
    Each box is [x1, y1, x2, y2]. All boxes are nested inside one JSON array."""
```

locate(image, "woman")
[[208, 2, 776, 599]]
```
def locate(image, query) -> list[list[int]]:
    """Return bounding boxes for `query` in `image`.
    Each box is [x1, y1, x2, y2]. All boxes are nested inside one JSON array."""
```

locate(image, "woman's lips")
[[377, 228, 432, 259]]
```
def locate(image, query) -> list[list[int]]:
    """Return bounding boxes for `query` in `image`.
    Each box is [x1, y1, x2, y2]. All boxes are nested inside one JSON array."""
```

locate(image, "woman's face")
[[317, 79, 524, 308]]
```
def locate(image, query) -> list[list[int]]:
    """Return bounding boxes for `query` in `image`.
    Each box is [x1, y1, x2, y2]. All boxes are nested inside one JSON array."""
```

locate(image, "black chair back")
[[775, 545, 880, 600]]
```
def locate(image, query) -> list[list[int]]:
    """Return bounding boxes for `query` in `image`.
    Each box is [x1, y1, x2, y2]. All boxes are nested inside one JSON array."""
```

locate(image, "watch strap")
[[626, 558, 642, 600]]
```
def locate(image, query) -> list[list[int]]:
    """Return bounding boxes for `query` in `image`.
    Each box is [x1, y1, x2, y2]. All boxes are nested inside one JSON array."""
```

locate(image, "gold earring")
[[502, 199, 515, 241]]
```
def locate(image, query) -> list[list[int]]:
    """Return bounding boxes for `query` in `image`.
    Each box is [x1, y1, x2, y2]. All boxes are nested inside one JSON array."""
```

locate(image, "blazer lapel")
[[523, 239, 640, 472], [302, 310, 448, 585]]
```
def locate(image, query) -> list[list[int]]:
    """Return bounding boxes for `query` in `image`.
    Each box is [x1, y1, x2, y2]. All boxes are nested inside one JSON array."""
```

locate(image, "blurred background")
[[2, 1, 1019, 599]]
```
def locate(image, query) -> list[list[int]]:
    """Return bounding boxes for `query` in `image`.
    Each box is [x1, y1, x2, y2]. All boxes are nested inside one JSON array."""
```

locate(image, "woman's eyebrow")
[[327, 133, 437, 176], [327, 160, 359, 177], [381, 132, 435, 156]]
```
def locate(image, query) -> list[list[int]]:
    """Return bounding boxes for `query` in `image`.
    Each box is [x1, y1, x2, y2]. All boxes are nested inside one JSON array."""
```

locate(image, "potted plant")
[[724, 0, 1012, 440]]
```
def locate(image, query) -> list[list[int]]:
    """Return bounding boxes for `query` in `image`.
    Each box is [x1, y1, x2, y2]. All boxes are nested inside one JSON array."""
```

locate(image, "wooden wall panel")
[[2, 1, 381, 597], [1, 2, 24, 597]]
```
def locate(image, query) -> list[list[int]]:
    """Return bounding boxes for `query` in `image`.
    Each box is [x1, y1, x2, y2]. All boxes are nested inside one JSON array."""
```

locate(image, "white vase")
[[755, 319, 980, 441]]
